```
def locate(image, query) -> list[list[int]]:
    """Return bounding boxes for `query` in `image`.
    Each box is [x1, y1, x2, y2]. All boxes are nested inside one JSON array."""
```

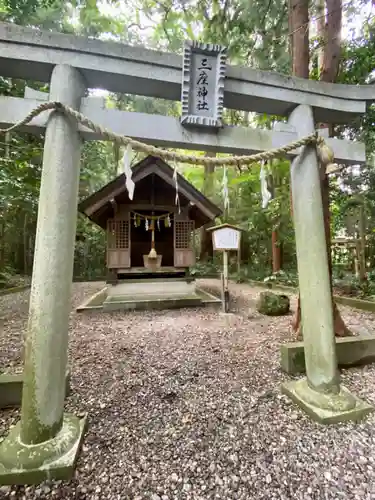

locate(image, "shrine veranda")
[[0, 21, 375, 484]]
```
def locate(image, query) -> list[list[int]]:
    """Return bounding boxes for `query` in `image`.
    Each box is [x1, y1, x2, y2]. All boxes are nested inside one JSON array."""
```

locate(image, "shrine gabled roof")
[[78, 155, 222, 225]]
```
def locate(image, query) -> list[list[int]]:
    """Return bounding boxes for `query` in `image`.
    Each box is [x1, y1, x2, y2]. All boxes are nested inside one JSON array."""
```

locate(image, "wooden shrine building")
[[79, 155, 222, 293]]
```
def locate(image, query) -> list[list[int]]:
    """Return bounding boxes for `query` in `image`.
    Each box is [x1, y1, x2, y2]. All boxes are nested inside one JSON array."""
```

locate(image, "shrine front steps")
[[103, 295, 202, 312], [76, 278, 221, 313]]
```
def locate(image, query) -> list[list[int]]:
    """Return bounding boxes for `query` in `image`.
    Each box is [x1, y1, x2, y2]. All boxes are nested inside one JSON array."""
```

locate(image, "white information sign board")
[[212, 227, 240, 251]]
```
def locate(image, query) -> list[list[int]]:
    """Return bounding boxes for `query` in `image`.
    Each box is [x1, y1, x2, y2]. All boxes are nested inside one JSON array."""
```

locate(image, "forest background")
[[1, 0, 375, 303]]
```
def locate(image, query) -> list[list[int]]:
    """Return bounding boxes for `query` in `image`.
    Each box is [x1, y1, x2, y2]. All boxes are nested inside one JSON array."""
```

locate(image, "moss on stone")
[[280, 336, 375, 374], [256, 291, 290, 316], [0, 370, 70, 409], [281, 379, 374, 424], [292, 350, 306, 373], [0, 413, 87, 485]]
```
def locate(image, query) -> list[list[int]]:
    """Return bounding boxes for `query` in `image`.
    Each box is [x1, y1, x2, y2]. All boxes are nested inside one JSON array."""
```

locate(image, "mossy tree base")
[[0, 414, 87, 485], [281, 378, 373, 424]]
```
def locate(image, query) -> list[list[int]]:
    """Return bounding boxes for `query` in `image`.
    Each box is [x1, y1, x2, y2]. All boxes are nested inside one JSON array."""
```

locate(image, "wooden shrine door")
[[107, 218, 130, 269], [174, 220, 195, 268]]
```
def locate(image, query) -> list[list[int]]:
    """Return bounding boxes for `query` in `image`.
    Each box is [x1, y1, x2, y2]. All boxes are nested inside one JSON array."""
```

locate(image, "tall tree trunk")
[[321, 0, 342, 83], [199, 152, 216, 261], [271, 230, 281, 272], [315, 0, 326, 73], [291, 0, 352, 337], [0, 211, 5, 269], [23, 212, 28, 275], [268, 164, 282, 272], [289, 0, 309, 336], [114, 143, 121, 176], [319, 0, 351, 336], [358, 202, 366, 281], [288, 0, 309, 223], [289, 0, 310, 79]]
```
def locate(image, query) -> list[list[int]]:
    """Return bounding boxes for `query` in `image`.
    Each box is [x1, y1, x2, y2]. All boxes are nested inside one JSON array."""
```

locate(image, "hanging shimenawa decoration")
[[260, 160, 272, 209], [131, 211, 173, 228], [130, 211, 173, 259], [148, 219, 157, 259], [121, 144, 135, 200], [173, 162, 181, 214], [222, 165, 229, 212]]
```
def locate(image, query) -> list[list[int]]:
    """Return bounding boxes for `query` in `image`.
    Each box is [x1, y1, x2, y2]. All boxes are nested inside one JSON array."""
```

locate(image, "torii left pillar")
[[0, 64, 87, 484]]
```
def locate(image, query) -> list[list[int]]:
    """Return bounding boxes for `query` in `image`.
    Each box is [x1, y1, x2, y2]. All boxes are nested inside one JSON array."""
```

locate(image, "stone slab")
[[77, 286, 220, 312], [280, 336, 375, 374], [0, 370, 71, 409], [120, 277, 195, 283], [0, 96, 366, 165], [0, 285, 30, 296], [107, 279, 196, 299], [103, 295, 203, 312], [334, 295, 375, 312], [249, 280, 375, 313], [281, 380, 373, 424], [0, 414, 87, 485], [0, 22, 373, 123], [75, 287, 108, 313]]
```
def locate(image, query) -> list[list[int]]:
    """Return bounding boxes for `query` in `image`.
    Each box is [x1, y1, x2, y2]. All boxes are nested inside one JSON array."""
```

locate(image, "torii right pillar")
[[281, 104, 373, 424]]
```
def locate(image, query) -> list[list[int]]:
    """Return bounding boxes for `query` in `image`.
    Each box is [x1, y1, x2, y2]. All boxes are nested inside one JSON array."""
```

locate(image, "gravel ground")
[[1, 280, 375, 500]]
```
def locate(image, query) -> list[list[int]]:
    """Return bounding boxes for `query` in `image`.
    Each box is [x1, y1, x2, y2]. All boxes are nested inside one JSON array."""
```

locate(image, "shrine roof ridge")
[[0, 22, 374, 124], [79, 155, 222, 225], [206, 223, 245, 232]]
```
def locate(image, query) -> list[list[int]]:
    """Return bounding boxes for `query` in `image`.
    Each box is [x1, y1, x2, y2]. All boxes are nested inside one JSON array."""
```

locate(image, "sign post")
[[222, 249, 229, 312], [207, 224, 243, 313]]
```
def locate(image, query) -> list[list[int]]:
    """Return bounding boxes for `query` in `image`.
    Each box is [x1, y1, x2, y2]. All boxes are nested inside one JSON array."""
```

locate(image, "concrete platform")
[[280, 336, 375, 374], [76, 279, 221, 313], [0, 370, 71, 409], [103, 295, 202, 312], [108, 277, 197, 299]]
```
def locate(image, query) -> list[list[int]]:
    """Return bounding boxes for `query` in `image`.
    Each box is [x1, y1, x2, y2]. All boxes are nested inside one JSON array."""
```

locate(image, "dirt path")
[[1, 281, 375, 499]]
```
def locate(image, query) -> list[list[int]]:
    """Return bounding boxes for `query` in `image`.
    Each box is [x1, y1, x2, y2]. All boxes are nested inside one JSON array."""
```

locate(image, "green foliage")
[[190, 259, 221, 277], [263, 270, 298, 287], [1, 0, 57, 24], [0, 267, 30, 289], [140, 0, 290, 72]]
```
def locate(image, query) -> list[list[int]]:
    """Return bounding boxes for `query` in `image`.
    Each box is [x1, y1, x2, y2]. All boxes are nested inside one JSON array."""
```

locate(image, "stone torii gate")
[[0, 22, 374, 484]]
